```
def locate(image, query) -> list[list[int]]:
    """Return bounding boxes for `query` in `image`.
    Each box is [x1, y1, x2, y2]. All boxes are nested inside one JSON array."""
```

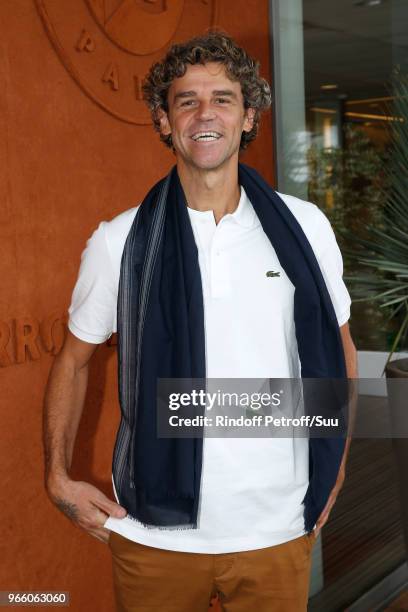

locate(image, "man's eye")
[[180, 100, 195, 107], [215, 98, 229, 104]]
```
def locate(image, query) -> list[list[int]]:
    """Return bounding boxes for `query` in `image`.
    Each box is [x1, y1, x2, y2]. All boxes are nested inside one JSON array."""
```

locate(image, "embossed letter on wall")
[[35, 0, 219, 125], [0, 312, 117, 367], [0, 313, 68, 367]]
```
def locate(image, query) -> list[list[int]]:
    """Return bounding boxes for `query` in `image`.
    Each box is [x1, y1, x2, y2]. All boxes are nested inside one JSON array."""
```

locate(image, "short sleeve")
[[68, 221, 117, 344], [312, 211, 351, 327]]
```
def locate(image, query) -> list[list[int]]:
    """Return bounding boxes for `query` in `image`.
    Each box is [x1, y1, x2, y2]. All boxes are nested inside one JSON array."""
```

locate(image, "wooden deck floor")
[[309, 395, 407, 611], [385, 589, 408, 611]]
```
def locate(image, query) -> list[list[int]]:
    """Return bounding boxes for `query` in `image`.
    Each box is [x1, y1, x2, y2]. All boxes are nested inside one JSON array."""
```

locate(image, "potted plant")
[[307, 120, 391, 350], [342, 68, 408, 554]]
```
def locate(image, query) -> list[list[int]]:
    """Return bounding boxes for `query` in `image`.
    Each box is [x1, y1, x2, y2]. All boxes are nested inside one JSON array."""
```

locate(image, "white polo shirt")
[[68, 186, 351, 554]]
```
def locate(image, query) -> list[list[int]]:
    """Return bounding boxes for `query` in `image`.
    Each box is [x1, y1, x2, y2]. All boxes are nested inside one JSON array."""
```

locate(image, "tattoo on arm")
[[54, 497, 79, 521]]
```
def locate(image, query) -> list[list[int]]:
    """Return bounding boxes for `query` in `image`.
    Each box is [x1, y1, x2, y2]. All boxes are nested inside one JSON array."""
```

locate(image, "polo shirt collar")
[[186, 186, 256, 228]]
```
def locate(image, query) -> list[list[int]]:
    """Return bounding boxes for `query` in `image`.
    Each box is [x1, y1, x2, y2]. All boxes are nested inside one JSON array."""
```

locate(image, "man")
[[43, 31, 357, 611]]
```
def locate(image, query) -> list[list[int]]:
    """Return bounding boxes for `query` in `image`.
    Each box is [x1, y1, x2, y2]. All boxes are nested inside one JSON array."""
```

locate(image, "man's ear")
[[157, 108, 171, 137], [243, 107, 256, 133]]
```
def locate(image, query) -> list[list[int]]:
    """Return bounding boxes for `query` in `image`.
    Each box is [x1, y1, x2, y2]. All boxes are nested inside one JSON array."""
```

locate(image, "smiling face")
[[159, 62, 255, 173]]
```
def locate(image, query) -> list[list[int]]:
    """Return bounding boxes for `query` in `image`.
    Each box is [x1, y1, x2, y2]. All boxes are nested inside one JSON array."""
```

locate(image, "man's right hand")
[[46, 476, 127, 544]]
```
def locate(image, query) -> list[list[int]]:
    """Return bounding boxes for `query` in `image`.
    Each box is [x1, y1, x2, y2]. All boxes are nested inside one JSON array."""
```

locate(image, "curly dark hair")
[[142, 30, 272, 150]]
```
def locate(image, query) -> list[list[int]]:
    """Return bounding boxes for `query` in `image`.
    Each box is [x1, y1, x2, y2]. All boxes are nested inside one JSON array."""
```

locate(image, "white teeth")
[[192, 131, 221, 141]]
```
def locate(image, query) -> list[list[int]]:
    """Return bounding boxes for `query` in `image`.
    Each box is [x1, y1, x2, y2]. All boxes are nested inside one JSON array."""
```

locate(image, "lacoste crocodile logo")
[[266, 270, 280, 278]]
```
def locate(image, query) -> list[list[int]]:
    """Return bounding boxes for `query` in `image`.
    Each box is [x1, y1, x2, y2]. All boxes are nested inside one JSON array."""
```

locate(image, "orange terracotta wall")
[[0, 1, 274, 610]]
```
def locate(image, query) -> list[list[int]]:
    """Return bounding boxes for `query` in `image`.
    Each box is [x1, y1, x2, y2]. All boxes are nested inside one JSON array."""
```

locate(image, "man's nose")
[[196, 101, 216, 121]]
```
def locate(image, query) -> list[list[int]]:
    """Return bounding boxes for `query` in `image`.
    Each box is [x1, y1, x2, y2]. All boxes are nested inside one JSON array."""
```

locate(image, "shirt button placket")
[[211, 228, 226, 298]]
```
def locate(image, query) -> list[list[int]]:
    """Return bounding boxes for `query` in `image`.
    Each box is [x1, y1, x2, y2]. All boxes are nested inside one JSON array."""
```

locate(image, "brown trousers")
[[108, 530, 316, 612]]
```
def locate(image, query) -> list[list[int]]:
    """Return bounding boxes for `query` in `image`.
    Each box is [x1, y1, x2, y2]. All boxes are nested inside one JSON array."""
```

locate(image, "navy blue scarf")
[[113, 164, 347, 533]]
